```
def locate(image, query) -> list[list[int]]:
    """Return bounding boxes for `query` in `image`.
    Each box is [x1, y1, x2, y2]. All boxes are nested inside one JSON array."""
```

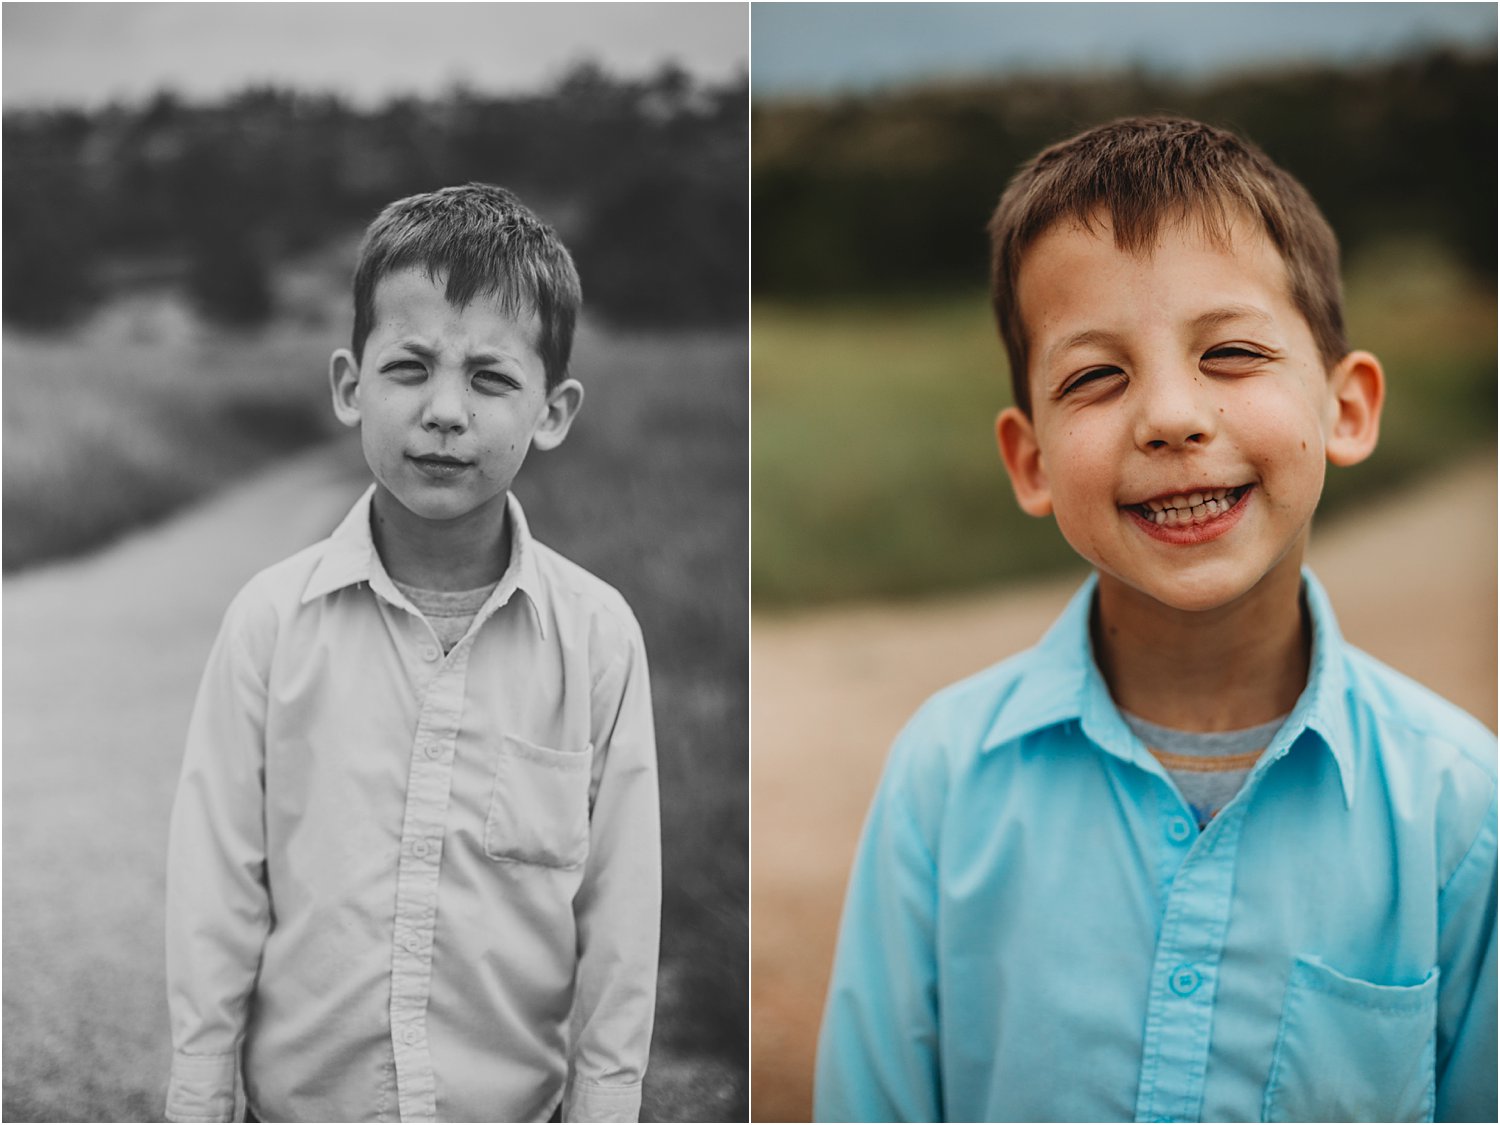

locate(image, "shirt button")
[[402, 1024, 421, 1045], [1170, 964, 1202, 996], [425, 741, 443, 760], [403, 934, 421, 954], [412, 839, 430, 858], [1166, 816, 1193, 844], [421, 644, 439, 662]]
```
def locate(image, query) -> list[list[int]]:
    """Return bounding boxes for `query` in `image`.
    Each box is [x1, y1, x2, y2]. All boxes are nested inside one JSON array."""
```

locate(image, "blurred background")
[[3, 4, 746, 1121], [750, 3, 1496, 1120]]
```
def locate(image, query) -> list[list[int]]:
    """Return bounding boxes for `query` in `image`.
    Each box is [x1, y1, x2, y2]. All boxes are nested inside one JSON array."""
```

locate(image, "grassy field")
[[752, 239, 1497, 608], [2, 288, 748, 1120]]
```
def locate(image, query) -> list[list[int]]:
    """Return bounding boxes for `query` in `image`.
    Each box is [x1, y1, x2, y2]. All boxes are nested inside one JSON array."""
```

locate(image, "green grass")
[[2, 289, 747, 1121], [752, 240, 1497, 609]]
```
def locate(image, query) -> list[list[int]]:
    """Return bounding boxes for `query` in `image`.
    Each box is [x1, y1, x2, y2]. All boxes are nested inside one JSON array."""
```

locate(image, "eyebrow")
[[388, 339, 516, 367], [1041, 304, 1276, 369]]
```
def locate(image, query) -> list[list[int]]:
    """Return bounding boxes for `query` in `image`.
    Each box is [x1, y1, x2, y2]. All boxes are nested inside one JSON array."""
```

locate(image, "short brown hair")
[[352, 183, 582, 387], [987, 116, 1347, 415]]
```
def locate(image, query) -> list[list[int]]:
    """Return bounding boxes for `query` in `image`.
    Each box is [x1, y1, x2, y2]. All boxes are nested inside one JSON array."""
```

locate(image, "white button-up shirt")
[[165, 488, 660, 1122]]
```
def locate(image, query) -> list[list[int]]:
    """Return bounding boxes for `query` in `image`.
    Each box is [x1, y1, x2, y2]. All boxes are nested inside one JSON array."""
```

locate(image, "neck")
[[369, 488, 511, 591], [1092, 554, 1310, 732]]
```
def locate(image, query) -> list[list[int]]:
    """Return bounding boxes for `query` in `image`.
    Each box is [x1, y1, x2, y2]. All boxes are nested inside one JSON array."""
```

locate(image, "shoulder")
[[1340, 644, 1496, 784], [528, 538, 646, 661], [885, 645, 1055, 796], [1339, 645, 1497, 879], [215, 539, 336, 651]]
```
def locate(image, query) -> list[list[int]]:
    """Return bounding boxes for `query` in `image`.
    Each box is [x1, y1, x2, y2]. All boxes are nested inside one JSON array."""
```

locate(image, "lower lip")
[[409, 457, 472, 480], [1124, 486, 1253, 545]]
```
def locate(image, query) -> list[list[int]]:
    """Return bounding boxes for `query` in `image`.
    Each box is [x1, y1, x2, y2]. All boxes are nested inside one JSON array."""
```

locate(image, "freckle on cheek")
[[1301, 441, 1307, 450]]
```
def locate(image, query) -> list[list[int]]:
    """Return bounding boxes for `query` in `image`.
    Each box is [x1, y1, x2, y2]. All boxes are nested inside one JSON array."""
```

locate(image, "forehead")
[[369, 267, 540, 349], [1016, 211, 1298, 359]]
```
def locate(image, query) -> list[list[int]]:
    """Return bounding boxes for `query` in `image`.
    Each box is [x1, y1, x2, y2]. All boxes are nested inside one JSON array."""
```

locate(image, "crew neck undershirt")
[[1121, 710, 1289, 829], [391, 579, 501, 653]]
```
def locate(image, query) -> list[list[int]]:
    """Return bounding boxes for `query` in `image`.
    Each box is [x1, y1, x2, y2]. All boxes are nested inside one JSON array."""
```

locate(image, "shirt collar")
[[301, 486, 548, 638], [980, 568, 1356, 807]]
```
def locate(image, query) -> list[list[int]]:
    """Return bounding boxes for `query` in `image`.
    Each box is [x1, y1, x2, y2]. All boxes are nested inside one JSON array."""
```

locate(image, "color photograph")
[[751, 3, 1496, 1120]]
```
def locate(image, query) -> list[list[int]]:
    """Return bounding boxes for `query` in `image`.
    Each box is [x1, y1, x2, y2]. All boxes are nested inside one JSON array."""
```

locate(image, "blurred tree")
[[188, 227, 273, 327], [1, 65, 748, 330], [753, 49, 1497, 299]]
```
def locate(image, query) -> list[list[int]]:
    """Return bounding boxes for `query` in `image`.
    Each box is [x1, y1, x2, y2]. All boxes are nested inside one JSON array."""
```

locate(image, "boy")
[[165, 184, 660, 1123], [815, 118, 1495, 1122]]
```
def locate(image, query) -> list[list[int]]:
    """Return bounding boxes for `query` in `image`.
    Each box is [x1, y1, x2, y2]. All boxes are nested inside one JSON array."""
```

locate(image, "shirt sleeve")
[[1434, 786, 1498, 1124], [814, 720, 944, 1123], [563, 612, 661, 1124], [164, 588, 275, 1123]]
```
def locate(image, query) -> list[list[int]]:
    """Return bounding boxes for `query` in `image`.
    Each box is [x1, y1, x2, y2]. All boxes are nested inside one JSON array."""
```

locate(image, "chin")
[[1149, 562, 1293, 615]]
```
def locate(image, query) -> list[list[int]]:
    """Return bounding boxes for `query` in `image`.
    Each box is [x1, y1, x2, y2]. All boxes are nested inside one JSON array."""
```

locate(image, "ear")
[[996, 406, 1053, 517], [1324, 350, 1384, 468], [531, 378, 585, 452], [329, 349, 362, 429]]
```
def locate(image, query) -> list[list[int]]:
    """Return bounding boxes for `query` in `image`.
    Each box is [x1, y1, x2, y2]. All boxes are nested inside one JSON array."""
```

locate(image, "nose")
[[421, 373, 468, 433], [1133, 366, 1216, 452]]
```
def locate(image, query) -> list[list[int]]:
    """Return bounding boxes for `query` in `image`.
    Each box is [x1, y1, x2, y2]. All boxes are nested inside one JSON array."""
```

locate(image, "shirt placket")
[[388, 635, 470, 1123], [1133, 796, 1249, 1123]]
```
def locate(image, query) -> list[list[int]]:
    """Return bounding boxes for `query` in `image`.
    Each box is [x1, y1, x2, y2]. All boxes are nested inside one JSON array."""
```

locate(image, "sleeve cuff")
[[563, 1077, 643, 1123], [165, 1050, 237, 1122]]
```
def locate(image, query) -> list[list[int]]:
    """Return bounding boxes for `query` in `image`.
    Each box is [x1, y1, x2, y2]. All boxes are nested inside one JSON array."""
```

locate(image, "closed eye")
[[474, 370, 520, 393], [381, 359, 427, 379], [1060, 366, 1124, 397], [1202, 346, 1266, 363]]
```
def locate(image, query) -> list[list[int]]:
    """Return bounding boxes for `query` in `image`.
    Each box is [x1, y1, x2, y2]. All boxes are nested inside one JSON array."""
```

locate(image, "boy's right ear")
[[329, 349, 362, 429], [995, 406, 1054, 517]]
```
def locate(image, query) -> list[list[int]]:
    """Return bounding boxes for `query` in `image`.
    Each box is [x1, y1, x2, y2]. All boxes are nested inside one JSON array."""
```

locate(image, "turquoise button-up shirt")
[[816, 572, 1496, 1123]]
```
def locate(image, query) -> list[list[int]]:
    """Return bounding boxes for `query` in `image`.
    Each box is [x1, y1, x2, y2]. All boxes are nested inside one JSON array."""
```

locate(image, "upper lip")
[[1123, 482, 1250, 507], [409, 452, 471, 465]]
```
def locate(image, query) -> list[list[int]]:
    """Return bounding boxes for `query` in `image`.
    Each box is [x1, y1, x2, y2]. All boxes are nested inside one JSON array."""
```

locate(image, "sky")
[[3, 3, 1491, 109], [752, 2, 1497, 97], [2, 2, 748, 110]]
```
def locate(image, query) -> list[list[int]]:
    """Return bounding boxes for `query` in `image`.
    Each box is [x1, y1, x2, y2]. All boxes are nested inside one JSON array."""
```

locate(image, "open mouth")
[[1125, 484, 1252, 528]]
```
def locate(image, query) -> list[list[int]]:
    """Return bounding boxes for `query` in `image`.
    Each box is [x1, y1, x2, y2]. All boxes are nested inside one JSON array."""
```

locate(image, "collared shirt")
[[816, 571, 1496, 1123], [166, 487, 660, 1123]]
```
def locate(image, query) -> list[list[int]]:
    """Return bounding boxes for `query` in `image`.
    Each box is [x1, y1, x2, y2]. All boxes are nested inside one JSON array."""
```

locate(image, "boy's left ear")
[[531, 378, 585, 452], [1324, 350, 1384, 467]]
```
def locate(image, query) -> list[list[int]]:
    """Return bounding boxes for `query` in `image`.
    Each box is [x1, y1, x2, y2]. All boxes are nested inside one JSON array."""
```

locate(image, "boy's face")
[[996, 211, 1382, 615], [330, 268, 582, 536]]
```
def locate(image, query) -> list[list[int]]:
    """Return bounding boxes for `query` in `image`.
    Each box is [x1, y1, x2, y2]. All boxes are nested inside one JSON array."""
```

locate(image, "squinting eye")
[[474, 371, 518, 391], [1203, 347, 1262, 361], [381, 363, 429, 381], [1062, 367, 1122, 396]]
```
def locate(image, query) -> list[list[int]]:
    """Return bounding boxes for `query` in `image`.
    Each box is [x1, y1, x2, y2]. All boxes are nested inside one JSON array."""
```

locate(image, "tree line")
[[754, 48, 1495, 298], [4, 63, 747, 330]]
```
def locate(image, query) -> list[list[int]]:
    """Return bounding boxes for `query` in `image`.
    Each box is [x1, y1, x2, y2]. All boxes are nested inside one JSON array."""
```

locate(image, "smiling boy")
[[815, 118, 1495, 1122], [166, 184, 660, 1123]]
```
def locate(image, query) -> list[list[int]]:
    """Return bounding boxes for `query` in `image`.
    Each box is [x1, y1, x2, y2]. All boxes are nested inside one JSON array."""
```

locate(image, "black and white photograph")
[[3, 4, 747, 1121]]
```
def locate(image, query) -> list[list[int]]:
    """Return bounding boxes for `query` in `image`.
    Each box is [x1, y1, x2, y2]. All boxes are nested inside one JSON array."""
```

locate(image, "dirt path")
[[3, 441, 372, 1120], [750, 454, 1497, 1123]]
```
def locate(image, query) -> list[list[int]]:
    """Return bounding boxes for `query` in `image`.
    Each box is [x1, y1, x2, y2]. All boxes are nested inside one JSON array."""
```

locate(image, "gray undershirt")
[[392, 580, 500, 653], [1122, 710, 1289, 829]]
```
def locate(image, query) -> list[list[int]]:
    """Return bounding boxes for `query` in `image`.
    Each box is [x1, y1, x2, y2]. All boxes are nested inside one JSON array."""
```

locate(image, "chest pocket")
[[484, 733, 594, 869], [1262, 955, 1439, 1123]]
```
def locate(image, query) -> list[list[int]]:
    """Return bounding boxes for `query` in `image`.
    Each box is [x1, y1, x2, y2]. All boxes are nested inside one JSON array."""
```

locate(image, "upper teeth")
[[1142, 487, 1235, 513]]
